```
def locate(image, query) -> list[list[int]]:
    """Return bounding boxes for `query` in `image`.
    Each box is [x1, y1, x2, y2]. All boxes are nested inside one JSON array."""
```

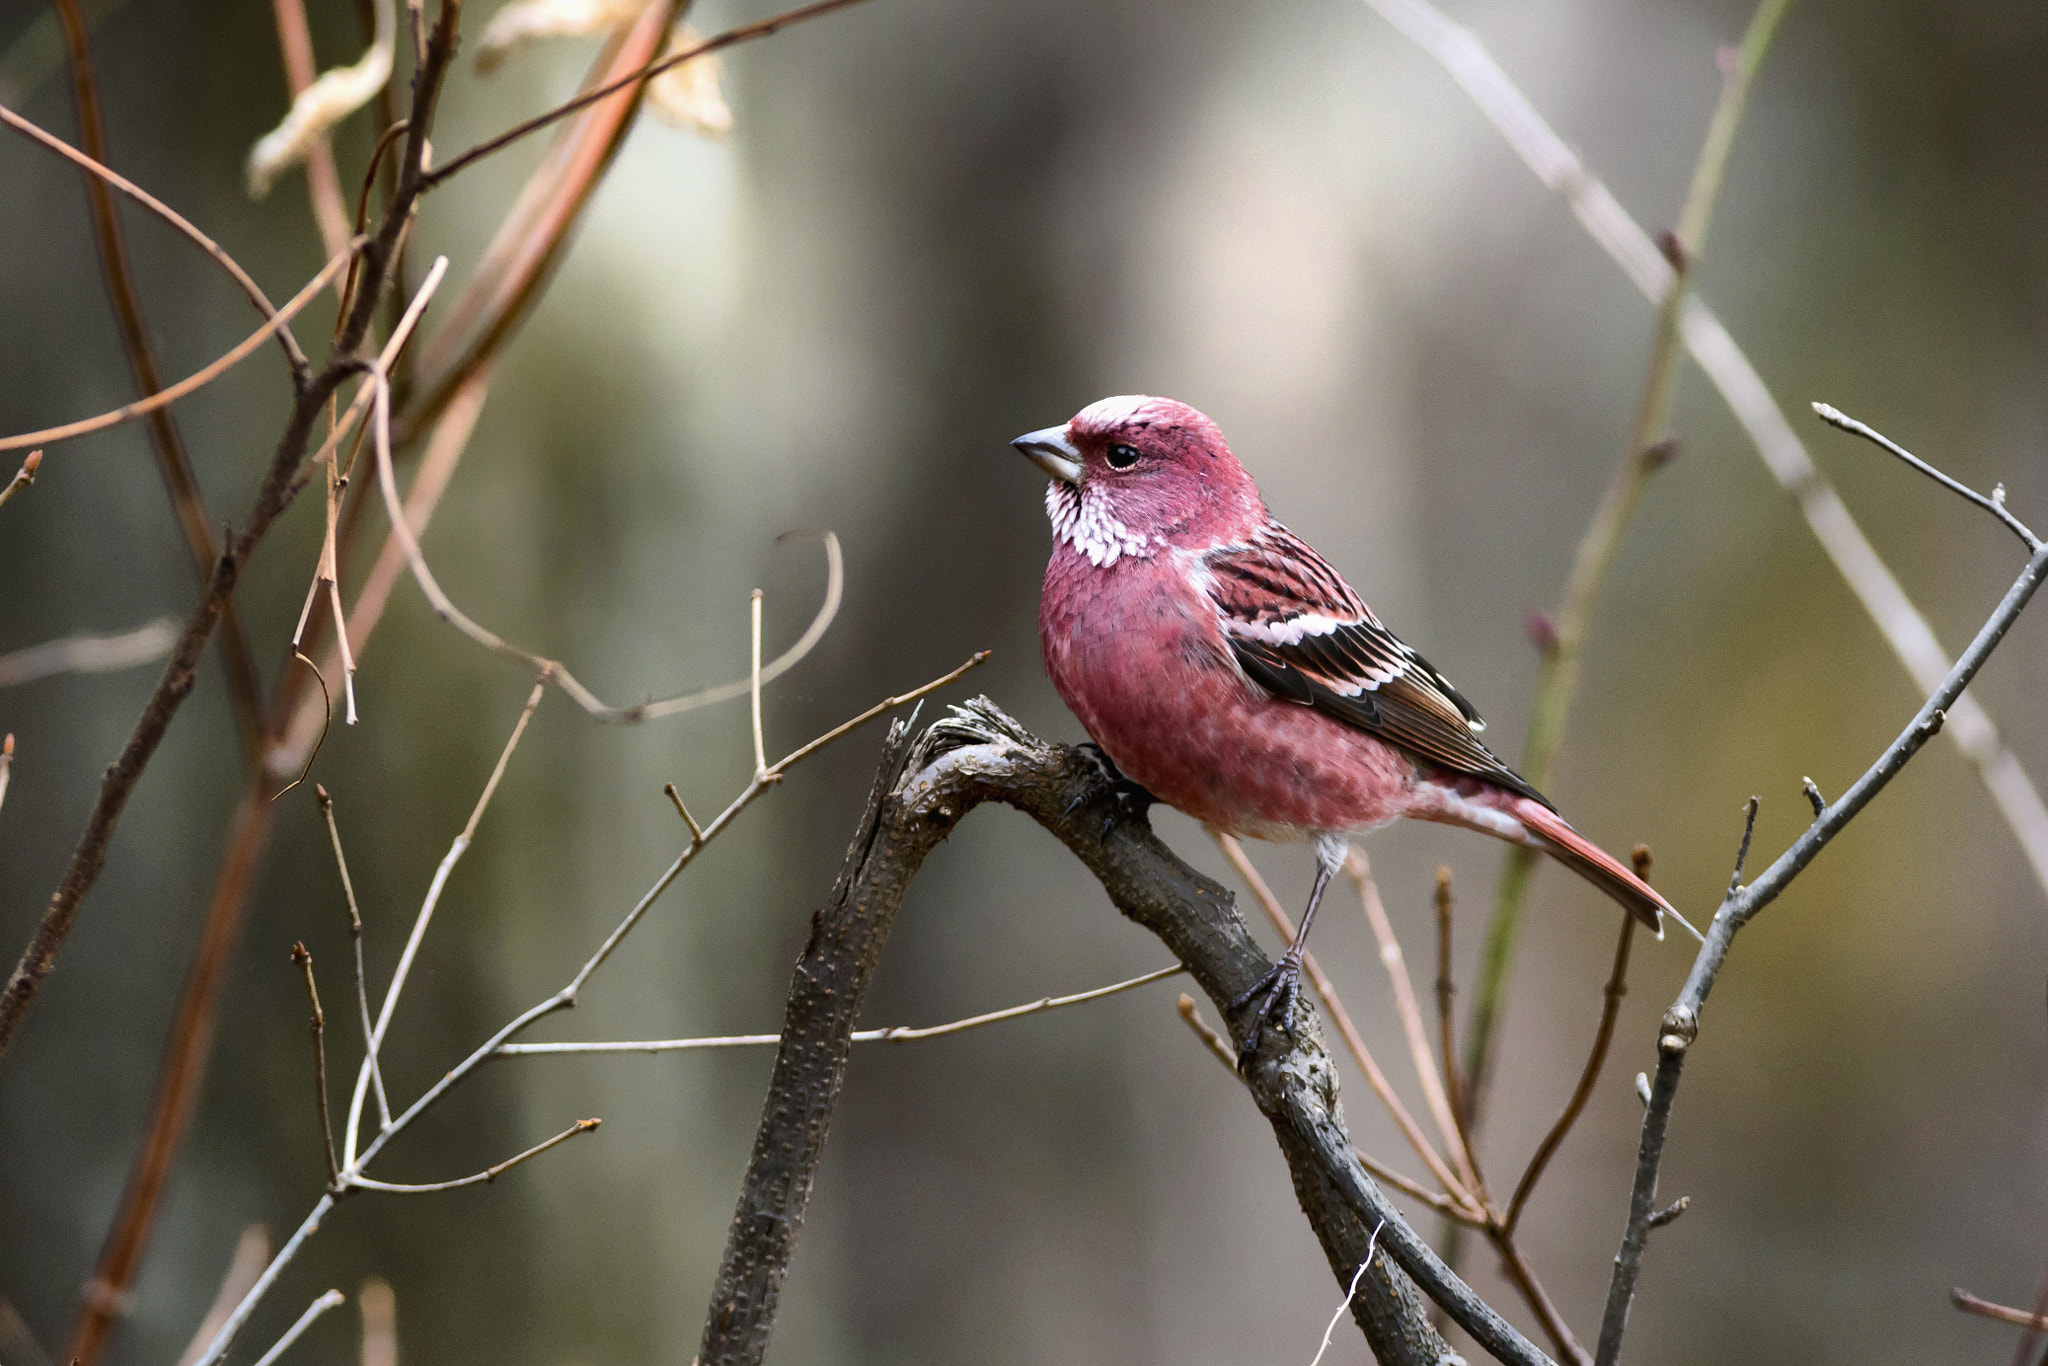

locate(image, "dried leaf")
[[646, 25, 732, 137], [247, 0, 396, 196], [474, 0, 646, 72]]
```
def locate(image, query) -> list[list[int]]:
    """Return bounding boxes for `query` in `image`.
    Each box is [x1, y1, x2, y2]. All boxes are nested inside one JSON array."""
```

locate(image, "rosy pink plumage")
[[1012, 396, 1672, 955]]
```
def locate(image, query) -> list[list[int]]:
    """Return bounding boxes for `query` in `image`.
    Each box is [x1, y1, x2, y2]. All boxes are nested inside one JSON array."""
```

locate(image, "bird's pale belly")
[[1040, 555, 1421, 840]]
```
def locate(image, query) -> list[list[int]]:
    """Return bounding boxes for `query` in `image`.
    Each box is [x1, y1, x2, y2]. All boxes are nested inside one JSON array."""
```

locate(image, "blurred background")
[[3, 0, 2047, 1362]]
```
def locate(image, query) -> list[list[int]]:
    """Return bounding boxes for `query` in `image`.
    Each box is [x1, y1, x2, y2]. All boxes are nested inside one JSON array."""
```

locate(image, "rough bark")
[[700, 699, 1548, 1366]]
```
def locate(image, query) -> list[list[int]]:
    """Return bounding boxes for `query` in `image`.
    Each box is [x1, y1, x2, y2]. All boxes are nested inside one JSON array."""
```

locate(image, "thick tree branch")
[[701, 700, 1556, 1366]]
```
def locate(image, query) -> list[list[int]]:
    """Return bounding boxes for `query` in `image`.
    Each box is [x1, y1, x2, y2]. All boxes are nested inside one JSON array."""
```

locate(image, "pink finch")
[[1011, 395, 1675, 1067]]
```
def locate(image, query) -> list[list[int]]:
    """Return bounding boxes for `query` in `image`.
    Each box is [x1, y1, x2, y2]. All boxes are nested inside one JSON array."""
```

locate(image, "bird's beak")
[[1011, 425, 1083, 484]]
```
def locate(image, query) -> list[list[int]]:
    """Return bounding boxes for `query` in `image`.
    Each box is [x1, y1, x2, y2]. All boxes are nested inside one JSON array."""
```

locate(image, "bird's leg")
[[1067, 742, 1156, 835], [1231, 834, 1347, 1071]]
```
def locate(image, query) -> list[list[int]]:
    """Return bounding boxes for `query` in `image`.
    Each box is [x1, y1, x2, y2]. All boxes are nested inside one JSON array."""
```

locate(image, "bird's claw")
[[1230, 951, 1304, 1073], [1067, 742, 1155, 837]]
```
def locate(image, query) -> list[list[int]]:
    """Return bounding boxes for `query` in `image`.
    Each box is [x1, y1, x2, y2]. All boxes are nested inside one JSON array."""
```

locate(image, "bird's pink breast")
[[1039, 547, 1421, 839]]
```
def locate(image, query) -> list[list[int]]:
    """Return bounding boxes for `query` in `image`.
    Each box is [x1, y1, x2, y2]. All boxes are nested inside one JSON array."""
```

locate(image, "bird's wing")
[[1204, 525, 1552, 809]]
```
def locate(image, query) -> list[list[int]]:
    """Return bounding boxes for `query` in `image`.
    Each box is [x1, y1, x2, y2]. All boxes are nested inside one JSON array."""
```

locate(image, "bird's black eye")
[[1106, 442, 1141, 469]]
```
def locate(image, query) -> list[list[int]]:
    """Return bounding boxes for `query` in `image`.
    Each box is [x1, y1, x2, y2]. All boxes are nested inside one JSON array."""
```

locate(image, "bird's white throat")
[[1046, 481, 1159, 567]]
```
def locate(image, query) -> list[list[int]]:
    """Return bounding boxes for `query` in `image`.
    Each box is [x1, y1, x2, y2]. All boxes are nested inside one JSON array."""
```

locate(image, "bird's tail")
[[1509, 799, 1671, 938]]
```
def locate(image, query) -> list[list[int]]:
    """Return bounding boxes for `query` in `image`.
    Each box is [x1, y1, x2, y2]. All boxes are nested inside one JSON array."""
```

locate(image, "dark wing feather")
[[1208, 528, 1553, 810]]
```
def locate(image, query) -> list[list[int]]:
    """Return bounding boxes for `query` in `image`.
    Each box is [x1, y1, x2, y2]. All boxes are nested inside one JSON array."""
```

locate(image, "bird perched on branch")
[[1010, 396, 1674, 1070]]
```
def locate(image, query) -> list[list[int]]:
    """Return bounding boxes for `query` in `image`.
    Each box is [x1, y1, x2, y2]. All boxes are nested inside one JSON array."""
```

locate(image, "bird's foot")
[[1230, 949, 1304, 1073], [1067, 742, 1155, 836]]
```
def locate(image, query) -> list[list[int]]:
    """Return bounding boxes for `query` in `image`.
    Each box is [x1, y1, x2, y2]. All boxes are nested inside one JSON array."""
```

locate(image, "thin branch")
[[665, 783, 706, 842], [272, 359, 494, 777], [494, 965, 1185, 1055], [1596, 533, 2048, 1366], [1355, 1150, 1487, 1229], [315, 786, 390, 1129], [369, 362, 847, 722], [1727, 796, 1760, 894], [1362, 0, 2048, 906], [0, 618, 177, 688], [1813, 403, 2040, 549], [750, 589, 768, 776], [425, 0, 878, 187], [289, 944, 339, 1185], [266, 0, 353, 260], [1491, 1237, 1589, 1366], [1433, 867, 1460, 1131], [0, 450, 39, 509], [0, 104, 305, 373], [401, 1, 685, 440], [1349, 850, 1480, 1195], [0, 245, 354, 453], [1954, 1289, 2048, 1332], [46, 0, 276, 761], [1309, 1231, 1384, 1366], [1461, 0, 1791, 1120], [763, 651, 989, 775], [1177, 993, 1239, 1069], [64, 17, 467, 1362], [250, 1290, 344, 1366], [1506, 908, 1636, 1233], [1210, 831, 1480, 1214], [344, 1118, 599, 1192], [344, 673, 547, 1167]]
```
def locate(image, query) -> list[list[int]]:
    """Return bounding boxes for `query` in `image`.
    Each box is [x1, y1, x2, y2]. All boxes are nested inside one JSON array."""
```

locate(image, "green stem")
[[1458, 0, 1796, 1121]]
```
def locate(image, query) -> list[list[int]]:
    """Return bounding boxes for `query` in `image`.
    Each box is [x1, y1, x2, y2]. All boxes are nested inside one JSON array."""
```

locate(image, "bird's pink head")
[[1011, 396, 1264, 563]]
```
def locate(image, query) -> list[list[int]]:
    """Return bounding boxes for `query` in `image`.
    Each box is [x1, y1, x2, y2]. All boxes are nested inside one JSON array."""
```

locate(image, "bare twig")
[[289, 944, 339, 1185], [55, 17, 465, 1353], [1596, 528, 2048, 1365], [1433, 867, 1460, 1130], [0, 106, 306, 372], [0, 618, 177, 688], [0, 449, 39, 509], [1505, 908, 1636, 1233], [1349, 850, 1478, 1194], [46, 0, 272, 761], [1177, 993, 1239, 1069], [1362, 0, 2048, 906], [266, 0, 353, 259], [493, 965, 1185, 1055], [370, 360, 847, 722], [201, 657, 987, 1366], [1461, 0, 1792, 1121], [343, 673, 548, 1166], [1953, 1288, 2048, 1332], [425, 0, 879, 187], [665, 783, 706, 842], [1727, 796, 1761, 894], [1813, 404, 2041, 549], [1309, 1230, 1384, 1366], [1355, 1151, 1487, 1229], [1211, 830, 1479, 1213], [345, 1118, 599, 1192], [250, 1290, 344, 1366], [750, 588, 768, 776], [0, 245, 353, 453], [315, 786, 390, 1129], [402, 1, 684, 440]]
